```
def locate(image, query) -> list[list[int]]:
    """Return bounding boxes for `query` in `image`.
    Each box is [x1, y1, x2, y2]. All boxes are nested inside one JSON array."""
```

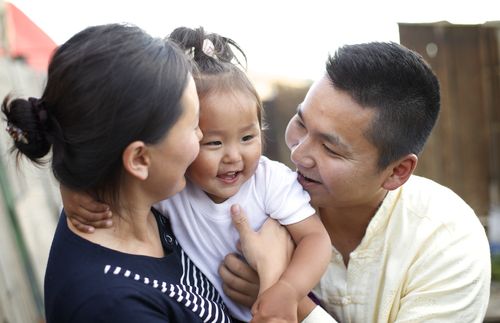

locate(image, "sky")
[[9, 0, 500, 80]]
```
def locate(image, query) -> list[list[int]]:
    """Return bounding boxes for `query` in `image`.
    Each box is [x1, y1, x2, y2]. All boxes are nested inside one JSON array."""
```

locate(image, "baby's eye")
[[204, 141, 222, 146], [242, 135, 254, 142]]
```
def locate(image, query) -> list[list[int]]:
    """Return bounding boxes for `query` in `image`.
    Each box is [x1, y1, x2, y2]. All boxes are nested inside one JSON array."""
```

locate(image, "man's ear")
[[382, 154, 418, 191], [122, 141, 151, 181]]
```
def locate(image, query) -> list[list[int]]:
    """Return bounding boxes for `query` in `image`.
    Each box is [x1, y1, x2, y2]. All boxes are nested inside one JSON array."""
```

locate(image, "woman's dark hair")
[[326, 42, 440, 170], [167, 27, 265, 128], [2, 23, 191, 203]]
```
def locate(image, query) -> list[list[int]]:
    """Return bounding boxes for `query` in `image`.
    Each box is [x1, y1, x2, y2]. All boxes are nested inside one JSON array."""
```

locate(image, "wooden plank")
[[0, 172, 41, 323], [399, 23, 492, 216]]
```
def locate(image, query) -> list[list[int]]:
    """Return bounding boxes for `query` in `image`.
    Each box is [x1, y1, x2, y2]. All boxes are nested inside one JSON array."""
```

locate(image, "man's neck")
[[318, 193, 387, 266]]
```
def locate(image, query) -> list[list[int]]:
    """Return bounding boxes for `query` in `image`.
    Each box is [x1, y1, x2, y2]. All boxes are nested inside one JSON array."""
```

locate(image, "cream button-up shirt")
[[311, 175, 491, 323]]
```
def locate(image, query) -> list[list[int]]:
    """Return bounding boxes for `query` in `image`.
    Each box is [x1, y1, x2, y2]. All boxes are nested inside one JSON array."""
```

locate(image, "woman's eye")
[[296, 117, 305, 128]]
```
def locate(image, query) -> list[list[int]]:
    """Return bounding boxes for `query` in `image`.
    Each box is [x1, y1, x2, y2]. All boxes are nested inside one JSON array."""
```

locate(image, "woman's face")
[[147, 76, 203, 200]]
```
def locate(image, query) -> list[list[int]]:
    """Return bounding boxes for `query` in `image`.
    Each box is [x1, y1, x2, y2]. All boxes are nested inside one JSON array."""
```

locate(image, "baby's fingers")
[[69, 217, 96, 233], [77, 196, 110, 213], [66, 207, 112, 233], [74, 205, 112, 222]]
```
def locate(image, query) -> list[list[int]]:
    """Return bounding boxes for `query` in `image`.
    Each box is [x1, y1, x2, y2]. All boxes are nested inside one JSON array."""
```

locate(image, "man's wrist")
[[298, 296, 317, 321], [257, 267, 283, 294], [276, 279, 301, 301]]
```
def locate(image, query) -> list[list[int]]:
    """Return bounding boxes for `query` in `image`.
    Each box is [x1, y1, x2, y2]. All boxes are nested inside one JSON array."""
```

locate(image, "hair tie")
[[6, 123, 28, 144], [185, 47, 195, 60], [202, 39, 216, 58]]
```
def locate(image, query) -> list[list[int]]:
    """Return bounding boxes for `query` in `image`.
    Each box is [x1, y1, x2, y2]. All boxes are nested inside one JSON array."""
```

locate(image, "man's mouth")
[[297, 171, 321, 184]]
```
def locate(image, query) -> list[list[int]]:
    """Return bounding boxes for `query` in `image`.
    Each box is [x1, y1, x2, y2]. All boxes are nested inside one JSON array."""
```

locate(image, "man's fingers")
[[223, 253, 259, 283], [230, 204, 252, 238], [219, 253, 259, 308], [221, 283, 256, 309], [219, 260, 259, 292]]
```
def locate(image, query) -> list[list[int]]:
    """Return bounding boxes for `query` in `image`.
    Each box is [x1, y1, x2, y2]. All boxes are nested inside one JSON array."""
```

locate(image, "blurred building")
[[399, 22, 500, 220], [0, 1, 58, 322]]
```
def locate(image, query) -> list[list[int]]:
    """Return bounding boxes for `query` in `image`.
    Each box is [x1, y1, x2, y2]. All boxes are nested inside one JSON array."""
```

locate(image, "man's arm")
[[225, 205, 337, 322], [393, 219, 490, 322]]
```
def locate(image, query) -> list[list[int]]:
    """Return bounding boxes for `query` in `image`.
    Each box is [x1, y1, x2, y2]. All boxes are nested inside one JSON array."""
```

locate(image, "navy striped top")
[[44, 208, 231, 323]]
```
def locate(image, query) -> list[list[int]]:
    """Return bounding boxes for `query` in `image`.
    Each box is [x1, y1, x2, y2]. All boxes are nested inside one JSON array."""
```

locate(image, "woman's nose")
[[196, 127, 203, 141]]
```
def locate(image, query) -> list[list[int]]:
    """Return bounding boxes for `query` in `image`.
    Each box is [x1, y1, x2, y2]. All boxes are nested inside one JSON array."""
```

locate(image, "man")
[[220, 42, 491, 322]]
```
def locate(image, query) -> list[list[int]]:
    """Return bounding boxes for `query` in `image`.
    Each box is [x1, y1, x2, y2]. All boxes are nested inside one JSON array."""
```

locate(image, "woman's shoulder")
[[46, 281, 172, 323], [45, 210, 231, 323]]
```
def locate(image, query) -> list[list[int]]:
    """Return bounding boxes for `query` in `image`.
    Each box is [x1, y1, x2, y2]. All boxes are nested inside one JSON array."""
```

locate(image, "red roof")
[[1, 2, 57, 71]]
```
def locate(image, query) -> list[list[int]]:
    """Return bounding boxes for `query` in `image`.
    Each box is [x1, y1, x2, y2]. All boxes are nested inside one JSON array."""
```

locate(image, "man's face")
[[285, 75, 391, 209]]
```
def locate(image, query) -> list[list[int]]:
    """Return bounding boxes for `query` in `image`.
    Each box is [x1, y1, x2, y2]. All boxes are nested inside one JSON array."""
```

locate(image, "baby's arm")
[[60, 185, 112, 233], [253, 213, 331, 321]]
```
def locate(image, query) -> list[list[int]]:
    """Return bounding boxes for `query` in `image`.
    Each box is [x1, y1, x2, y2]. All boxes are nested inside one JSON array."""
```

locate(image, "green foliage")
[[492, 254, 500, 281]]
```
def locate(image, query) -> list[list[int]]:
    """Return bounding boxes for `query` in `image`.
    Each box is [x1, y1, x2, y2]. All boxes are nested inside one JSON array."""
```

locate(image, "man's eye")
[[323, 144, 339, 156]]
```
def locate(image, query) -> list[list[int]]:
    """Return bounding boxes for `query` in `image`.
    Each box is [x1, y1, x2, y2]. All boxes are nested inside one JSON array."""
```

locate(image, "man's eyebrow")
[[320, 133, 349, 151], [297, 103, 350, 152]]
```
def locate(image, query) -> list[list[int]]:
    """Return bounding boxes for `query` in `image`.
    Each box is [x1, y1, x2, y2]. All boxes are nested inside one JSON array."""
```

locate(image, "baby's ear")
[[382, 154, 418, 191], [122, 141, 151, 180]]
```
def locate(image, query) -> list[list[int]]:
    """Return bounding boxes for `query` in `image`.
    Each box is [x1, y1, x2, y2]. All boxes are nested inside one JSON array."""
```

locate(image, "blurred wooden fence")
[[0, 57, 60, 323], [399, 22, 500, 217]]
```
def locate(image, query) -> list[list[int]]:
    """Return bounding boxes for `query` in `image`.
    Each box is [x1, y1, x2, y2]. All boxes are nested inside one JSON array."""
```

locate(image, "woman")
[[3, 23, 229, 322]]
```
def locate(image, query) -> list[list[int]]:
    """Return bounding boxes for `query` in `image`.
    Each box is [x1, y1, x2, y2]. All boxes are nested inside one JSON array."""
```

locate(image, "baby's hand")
[[251, 280, 299, 323], [60, 184, 112, 233]]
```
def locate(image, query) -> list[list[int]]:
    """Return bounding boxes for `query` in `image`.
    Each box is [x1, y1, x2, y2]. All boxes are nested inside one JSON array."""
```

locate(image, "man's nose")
[[290, 136, 315, 169]]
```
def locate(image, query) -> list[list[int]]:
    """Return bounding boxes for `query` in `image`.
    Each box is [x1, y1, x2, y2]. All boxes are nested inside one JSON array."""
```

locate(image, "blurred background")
[[0, 0, 499, 321]]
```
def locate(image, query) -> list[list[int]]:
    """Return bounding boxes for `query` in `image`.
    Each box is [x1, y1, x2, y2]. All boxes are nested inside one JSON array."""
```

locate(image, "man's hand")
[[230, 204, 294, 291], [251, 280, 299, 323], [219, 204, 295, 313], [60, 184, 112, 233], [219, 253, 260, 308]]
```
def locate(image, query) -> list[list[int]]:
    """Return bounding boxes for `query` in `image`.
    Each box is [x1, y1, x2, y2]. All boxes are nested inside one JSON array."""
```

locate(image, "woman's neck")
[[68, 187, 164, 258], [109, 204, 155, 241]]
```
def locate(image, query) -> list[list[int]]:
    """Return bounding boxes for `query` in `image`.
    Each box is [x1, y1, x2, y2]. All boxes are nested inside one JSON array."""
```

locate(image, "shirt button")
[[163, 233, 173, 244], [341, 296, 351, 305]]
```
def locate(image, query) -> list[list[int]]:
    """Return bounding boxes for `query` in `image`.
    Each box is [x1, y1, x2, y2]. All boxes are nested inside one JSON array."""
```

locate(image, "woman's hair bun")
[[2, 96, 52, 164]]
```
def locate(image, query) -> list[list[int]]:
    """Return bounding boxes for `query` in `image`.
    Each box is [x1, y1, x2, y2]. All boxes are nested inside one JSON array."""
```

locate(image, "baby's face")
[[186, 91, 262, 203]]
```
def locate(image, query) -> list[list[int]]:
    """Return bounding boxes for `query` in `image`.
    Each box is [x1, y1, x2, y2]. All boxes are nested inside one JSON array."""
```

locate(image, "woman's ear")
[[122, 141, 151, 180], [382, 154, 418, 191]]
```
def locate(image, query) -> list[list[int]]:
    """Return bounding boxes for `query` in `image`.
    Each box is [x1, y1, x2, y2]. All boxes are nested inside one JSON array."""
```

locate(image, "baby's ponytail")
[[168, 26, 247, 74]]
